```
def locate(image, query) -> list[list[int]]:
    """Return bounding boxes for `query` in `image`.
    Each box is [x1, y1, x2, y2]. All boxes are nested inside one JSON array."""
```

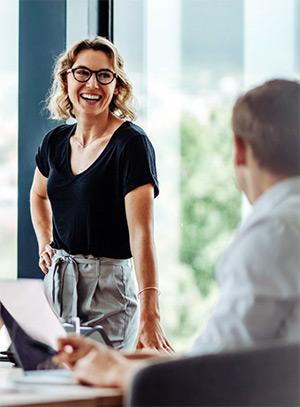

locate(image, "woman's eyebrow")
[[72, 65, 88, 69], [72, 65, 112, 71]]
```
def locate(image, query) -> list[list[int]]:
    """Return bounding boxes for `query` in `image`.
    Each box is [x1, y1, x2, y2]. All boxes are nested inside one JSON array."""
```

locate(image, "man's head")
[[232, 79, 300, 200]]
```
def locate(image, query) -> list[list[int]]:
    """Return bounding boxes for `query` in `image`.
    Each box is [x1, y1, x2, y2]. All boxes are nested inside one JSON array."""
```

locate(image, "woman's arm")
[[30, 167, 54, 274], [125, 184, 174, 353]]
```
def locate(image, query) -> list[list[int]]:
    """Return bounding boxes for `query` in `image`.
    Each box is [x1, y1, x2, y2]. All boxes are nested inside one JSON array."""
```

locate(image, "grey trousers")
[[43, 248, 139, 350]]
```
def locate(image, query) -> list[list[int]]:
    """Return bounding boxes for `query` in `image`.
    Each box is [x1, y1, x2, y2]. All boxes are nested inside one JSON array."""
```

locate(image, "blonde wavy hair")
[[46, 36, 137, 121]]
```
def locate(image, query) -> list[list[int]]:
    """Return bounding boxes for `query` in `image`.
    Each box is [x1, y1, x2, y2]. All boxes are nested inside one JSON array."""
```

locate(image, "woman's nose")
[[86, 72, 99, 88]]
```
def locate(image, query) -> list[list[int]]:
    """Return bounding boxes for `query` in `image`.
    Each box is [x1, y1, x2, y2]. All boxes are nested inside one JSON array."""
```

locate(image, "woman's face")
[[67, 49, 118, 119]]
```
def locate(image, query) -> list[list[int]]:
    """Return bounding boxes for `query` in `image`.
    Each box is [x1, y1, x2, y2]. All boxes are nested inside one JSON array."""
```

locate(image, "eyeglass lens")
[[73, 68, 115, 84]]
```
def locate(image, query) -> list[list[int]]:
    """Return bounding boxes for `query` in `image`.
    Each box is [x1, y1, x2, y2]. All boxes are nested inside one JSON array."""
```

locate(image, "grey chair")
[[127, 341, 300, 407]]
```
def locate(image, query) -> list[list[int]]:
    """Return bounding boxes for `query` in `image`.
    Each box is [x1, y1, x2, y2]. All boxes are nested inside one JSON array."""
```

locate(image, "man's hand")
[[53, 336, 143, 390], [53, 336, 96, 369]]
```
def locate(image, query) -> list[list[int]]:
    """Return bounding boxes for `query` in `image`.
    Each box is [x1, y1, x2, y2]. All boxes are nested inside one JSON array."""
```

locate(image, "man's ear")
[[233, 135, 247, 166]]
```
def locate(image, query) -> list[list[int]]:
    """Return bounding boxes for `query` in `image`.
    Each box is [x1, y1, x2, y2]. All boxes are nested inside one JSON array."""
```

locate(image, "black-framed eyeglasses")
[[66, 67, 117, 85]]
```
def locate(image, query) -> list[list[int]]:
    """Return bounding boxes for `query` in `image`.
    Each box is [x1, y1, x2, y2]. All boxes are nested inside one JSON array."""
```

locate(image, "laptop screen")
[[0, 303, 59, 371]]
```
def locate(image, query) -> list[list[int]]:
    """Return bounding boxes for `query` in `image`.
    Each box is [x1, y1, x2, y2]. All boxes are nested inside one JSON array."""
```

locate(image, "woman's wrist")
[[38, 240, 52, 255], [137, 283, 161, 319], [139, 304, 161, 321], [138, 286, 161, 297]]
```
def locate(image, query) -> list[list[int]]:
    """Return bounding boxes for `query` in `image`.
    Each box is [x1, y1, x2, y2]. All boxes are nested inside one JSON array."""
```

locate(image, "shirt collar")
[[238, 176, 300, 232], [251, 176, 300, 216]]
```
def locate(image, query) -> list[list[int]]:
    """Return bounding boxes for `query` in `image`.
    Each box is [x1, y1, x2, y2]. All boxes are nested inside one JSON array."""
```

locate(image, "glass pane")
[[0, 0, 19, 279], [114, 0, 300, 350]]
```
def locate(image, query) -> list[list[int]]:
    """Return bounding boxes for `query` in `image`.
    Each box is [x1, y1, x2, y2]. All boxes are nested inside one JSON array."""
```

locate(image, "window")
[[0, 0, 18, 279], [2, 0, 299, 348], [114, 0, 300, 349]]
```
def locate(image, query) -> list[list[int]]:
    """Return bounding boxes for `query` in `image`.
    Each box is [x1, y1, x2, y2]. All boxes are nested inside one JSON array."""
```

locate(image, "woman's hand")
[[136, 315, 175, 354], [39, 243, 54, 274]]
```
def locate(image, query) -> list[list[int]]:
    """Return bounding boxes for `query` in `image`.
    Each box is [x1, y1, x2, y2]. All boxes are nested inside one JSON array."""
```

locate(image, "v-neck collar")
[[66, 121, 128, 177]]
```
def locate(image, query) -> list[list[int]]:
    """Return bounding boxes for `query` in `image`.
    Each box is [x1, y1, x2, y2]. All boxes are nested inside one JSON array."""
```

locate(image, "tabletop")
[[0, 362, 124, 407]]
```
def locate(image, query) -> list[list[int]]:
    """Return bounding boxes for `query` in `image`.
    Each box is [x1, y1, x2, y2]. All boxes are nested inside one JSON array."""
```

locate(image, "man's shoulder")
[[217, 209, 300, 298], [223, 207, 299, 261]]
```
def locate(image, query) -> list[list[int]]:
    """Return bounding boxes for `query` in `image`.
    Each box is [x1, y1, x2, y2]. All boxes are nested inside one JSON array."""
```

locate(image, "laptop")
[[0, 279, 112, 384]]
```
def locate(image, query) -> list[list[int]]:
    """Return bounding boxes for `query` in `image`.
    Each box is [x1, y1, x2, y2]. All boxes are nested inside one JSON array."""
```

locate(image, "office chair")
[[127, 341, 300, 407]]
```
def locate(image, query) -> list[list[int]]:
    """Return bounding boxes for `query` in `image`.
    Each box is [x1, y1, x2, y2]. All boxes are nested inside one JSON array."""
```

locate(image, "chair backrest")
[[127, 341, 300, 407]]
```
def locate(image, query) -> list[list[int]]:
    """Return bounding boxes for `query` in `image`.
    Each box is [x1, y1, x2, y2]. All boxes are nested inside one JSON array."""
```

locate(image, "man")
[[54, 79, 300, 390]]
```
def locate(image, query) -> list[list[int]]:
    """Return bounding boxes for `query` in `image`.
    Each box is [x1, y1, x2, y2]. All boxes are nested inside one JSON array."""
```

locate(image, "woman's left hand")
[[136, 316, 175, 354]]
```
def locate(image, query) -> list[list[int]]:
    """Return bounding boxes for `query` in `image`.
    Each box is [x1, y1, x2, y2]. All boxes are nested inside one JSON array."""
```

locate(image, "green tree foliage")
[[180, 108, 242, 296]]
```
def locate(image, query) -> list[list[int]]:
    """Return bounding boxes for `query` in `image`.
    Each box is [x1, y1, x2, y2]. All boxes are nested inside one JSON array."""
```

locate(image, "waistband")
[[52, 248, 133, 266]]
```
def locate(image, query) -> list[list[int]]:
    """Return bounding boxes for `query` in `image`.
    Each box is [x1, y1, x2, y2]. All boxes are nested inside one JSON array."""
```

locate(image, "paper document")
[[0, 279, 67, 350]]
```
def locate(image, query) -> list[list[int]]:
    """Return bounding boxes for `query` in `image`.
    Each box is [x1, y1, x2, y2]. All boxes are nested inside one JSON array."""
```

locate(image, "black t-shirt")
[[35, 121, 159, 258]]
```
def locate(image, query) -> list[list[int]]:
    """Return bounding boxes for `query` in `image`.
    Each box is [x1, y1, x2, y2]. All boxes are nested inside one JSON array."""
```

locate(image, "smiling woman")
[[29, 36, 173, 354]]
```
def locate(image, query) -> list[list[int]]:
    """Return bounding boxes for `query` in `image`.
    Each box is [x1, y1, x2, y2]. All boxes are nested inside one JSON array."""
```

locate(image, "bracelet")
[[138, 286, 161, 297]]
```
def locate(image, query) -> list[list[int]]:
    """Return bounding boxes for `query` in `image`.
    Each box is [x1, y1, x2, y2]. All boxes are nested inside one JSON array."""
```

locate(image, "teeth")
[[81, 94, 101, 101]]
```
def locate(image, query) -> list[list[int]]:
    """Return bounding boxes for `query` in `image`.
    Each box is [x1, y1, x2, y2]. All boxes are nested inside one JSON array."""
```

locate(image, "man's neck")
[[247, 169, 289, 204]]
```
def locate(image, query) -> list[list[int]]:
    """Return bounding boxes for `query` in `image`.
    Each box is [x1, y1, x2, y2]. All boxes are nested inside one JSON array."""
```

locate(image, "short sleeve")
[[121, 134, 159, 198], [35, 130, 52, 178]]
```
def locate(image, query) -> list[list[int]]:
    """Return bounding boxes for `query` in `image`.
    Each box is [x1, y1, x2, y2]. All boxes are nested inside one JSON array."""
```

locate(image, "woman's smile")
[[80, 93, 102, 102]]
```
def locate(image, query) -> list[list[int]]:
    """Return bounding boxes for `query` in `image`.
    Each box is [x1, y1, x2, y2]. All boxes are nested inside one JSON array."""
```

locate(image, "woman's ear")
[[233, 135, 247, 166]]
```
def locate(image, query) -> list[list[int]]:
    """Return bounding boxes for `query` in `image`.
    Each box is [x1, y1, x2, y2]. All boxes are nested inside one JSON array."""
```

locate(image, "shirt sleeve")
[[121, 134, 159, 198], [190, 215, 300, 356], [35, 130, 52, 178]]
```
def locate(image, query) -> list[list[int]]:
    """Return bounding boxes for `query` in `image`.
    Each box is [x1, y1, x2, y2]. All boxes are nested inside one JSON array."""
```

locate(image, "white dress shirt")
[[191, 177, 300, 355]]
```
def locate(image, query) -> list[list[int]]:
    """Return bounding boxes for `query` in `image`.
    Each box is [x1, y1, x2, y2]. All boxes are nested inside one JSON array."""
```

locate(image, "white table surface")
[[0, 362, 123, 407]]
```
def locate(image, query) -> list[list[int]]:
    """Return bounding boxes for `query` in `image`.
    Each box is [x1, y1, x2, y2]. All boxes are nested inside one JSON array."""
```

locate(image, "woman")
[[30, 36, 173, 352]]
